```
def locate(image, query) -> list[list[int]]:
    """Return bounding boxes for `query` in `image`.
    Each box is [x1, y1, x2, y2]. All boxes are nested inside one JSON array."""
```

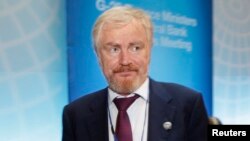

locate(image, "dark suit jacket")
[[62, 79, 208, 141]]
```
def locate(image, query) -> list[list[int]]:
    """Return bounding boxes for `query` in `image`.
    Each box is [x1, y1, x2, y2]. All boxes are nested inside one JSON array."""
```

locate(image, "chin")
[[110, 78, 140, 94]]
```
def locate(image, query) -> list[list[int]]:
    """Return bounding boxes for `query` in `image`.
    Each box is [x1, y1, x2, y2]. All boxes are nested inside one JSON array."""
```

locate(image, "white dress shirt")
[[108, 78, 149, 141]]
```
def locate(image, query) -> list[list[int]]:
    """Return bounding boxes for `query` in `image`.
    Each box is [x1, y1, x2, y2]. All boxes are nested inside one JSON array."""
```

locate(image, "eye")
[[130, 46, 141, 52], [110, 47, 120, 53]]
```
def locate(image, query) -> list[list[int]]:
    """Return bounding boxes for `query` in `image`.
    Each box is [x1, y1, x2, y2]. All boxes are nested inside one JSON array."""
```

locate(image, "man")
[[63, 6, 208, 141]]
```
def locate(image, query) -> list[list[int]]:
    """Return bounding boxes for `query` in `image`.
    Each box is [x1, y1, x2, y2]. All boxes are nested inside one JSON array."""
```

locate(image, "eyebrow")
[[103, 41, 145, 48], [105, 42, 120, 46], [129, 41, 144, 46], [103, 42, 121, 49]]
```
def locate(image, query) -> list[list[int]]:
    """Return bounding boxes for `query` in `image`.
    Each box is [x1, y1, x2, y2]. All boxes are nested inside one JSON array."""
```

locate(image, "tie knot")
[[114, 95, 139, 111]]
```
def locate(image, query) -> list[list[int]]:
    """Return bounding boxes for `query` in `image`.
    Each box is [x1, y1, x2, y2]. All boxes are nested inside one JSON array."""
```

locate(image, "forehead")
[[102, 19, 144, 32], [95, 19, 149, 49], [101, 21, 146, 43]]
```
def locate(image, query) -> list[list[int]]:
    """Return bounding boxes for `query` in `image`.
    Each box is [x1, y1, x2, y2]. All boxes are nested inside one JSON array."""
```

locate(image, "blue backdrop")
[[0, 0, 68, 140], [67, 0, 212, 115]]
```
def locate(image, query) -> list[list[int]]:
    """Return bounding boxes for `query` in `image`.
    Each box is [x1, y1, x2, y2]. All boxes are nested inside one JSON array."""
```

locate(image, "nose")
[[119, 50, 132, 66]]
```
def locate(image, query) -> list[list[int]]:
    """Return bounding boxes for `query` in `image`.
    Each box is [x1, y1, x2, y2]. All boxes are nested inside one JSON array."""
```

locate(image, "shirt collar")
[[108, 78, 149, 104]]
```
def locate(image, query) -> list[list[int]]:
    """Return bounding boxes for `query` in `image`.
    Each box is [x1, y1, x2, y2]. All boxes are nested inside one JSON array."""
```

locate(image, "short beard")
[[108, 76, 140, 94], [107, 64, 140, 94]]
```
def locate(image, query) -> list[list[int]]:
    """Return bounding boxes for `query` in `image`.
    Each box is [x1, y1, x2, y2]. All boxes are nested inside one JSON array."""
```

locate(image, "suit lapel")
[[148, 79, 176, 141], [86, 89, 109, 141]]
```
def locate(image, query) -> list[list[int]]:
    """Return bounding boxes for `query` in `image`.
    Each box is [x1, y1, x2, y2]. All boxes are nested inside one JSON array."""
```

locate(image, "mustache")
[[113, 65, 138, 73]]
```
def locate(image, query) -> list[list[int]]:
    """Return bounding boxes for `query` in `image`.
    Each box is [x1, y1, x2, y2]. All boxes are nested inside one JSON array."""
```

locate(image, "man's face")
[[96, 20, 151, 95]]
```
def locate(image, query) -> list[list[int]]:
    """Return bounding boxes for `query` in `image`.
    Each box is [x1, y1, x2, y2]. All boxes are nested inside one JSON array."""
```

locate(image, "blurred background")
[[0, 0, 250, 140]]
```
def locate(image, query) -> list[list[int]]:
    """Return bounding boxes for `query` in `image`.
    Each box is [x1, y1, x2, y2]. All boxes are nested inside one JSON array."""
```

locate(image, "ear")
[[94, 47, 102, 66]]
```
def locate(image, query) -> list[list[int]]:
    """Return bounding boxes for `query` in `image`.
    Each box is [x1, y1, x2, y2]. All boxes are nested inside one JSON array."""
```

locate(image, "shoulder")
[[151, 79, 201, 95], [150, 79, 208, 118], [150, 79, 203, 103], [63, 88, 107, 113]]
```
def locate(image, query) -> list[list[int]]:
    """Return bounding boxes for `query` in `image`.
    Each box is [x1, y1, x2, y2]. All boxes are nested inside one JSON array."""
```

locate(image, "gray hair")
[[92, 6, 153, 49]]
